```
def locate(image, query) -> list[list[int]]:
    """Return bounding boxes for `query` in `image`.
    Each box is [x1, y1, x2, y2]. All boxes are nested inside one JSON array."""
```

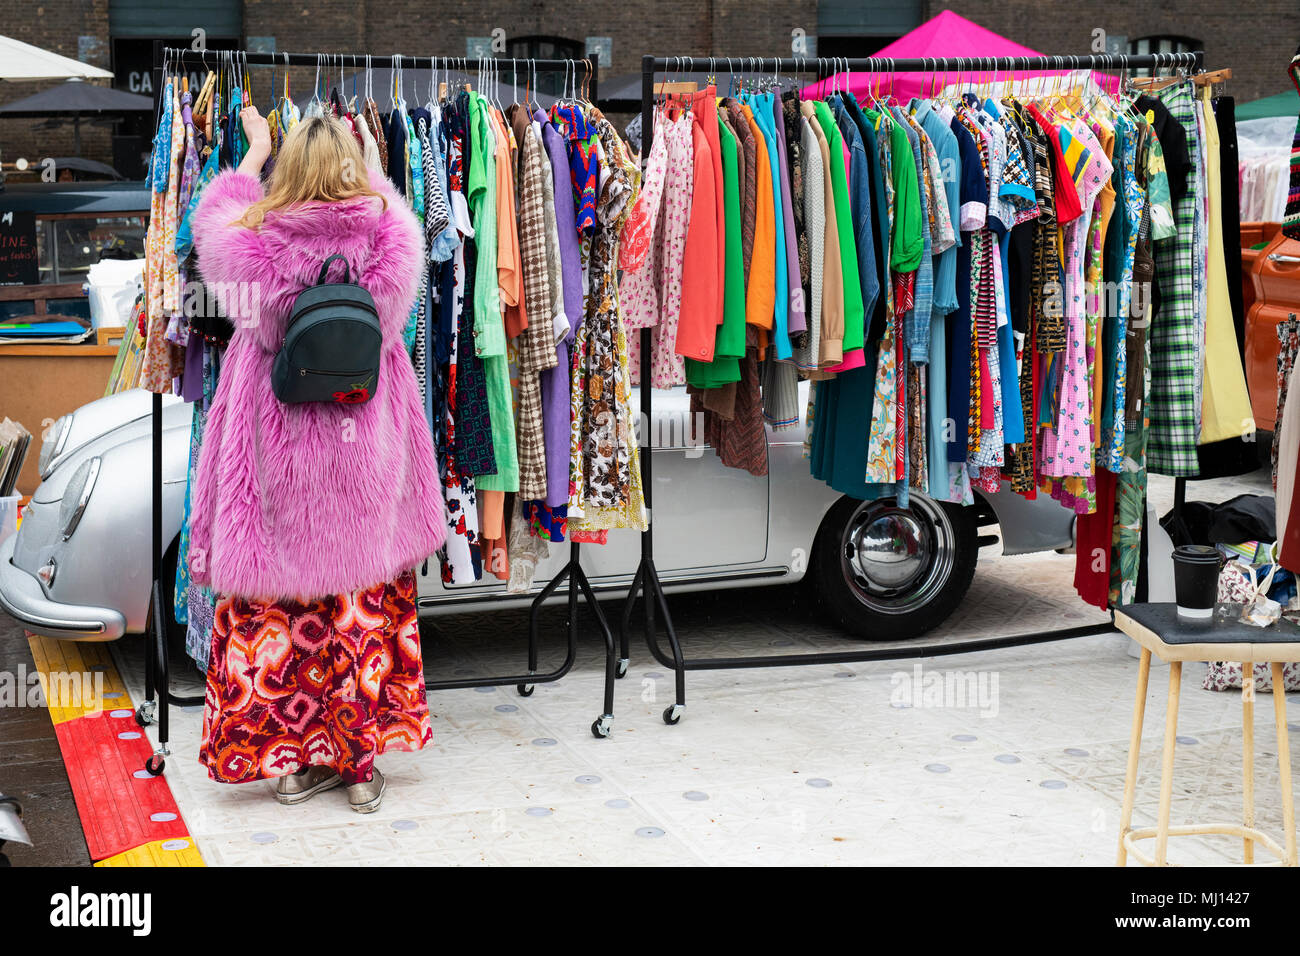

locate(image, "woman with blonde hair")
[[188, 107, 444, 812]]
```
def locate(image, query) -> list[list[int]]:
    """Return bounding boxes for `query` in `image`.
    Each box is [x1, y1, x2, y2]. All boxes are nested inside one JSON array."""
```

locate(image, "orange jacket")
[[743, 105, 776, 332], [676, 119, 721, 361]]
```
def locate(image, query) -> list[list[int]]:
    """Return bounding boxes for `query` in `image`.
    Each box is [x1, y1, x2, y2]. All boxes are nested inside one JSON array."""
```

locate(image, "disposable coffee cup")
[[1171, 545, 1220, 620]]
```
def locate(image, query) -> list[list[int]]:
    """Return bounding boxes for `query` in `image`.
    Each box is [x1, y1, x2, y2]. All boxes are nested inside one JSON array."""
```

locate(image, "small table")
[[1114, 603, 1299, 866]]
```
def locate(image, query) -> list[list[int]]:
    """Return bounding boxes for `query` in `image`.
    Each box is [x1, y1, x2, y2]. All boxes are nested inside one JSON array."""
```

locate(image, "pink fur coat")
[[188, 168, 445, 600]]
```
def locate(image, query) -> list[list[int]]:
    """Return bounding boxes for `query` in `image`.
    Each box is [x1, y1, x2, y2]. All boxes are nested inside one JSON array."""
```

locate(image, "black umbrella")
[[37, 156, 124, 180], [0, 80, 153, 154]]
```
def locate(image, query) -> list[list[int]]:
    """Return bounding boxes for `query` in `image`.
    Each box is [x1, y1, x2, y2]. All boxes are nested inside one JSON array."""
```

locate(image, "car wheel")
[[812, 494, 978, 640]]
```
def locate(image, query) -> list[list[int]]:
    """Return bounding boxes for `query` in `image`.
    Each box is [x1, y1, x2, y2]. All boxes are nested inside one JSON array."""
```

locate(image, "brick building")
[[1, 0, 1295, 177]]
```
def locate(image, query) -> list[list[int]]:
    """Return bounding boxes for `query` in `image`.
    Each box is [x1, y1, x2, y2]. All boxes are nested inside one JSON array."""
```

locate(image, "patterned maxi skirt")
[[199, 570, 432, 785]]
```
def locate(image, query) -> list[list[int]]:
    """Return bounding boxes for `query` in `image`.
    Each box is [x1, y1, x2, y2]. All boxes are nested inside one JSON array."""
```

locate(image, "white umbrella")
[[0, 35, 114, 81]]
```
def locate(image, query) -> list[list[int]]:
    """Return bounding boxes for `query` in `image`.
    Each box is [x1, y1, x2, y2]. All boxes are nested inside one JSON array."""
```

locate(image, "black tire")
[[811, 493, 978, 640]]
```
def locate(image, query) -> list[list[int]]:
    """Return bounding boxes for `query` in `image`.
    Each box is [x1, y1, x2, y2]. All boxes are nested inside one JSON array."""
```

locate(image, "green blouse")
[[467, 94, 518, 491], [812, 100, 864, 355], [686, 113, 745, 388]]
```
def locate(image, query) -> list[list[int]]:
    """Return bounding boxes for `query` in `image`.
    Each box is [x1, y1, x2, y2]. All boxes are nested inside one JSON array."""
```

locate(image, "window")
[[503, 36, 584, 97], [1128, 35, 1201, 76], [36, 216, 147, 284]]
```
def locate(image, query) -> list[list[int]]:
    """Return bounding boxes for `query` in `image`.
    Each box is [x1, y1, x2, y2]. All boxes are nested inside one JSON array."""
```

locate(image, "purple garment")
[[771, 93, 805, 336], [539, 111, 583, 507], [176, 92, 202, 217], [180, 324, 205, 403]]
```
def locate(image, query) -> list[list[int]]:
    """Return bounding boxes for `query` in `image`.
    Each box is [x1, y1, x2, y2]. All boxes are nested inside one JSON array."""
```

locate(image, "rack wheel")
[[663, 704, 683, 725], [134, 700, 156, 727], [591, 715, 613, 738], [144, 754, 165, 776], [517, 683, 535, 697], [615, 658, 629, 679]]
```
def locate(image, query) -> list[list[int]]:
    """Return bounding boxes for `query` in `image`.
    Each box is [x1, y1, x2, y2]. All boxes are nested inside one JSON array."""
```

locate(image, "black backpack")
[[272, 254, 381, 405]]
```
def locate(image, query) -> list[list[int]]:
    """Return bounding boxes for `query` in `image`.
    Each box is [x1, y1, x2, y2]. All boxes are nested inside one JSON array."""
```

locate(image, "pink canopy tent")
[[803, 10, 1117, 100]]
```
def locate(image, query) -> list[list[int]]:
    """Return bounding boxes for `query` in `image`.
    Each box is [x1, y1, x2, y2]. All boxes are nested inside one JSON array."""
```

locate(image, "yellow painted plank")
[[26, 634, 132, 724], [94, 838, 205, 867]]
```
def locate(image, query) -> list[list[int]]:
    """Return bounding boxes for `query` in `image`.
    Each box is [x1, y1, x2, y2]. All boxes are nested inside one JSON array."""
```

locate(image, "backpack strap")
[[316, 253, 353, 285]]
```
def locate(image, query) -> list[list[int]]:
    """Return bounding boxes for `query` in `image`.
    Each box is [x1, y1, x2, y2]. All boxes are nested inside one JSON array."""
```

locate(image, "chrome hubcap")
[[841, 496, 955, 616]]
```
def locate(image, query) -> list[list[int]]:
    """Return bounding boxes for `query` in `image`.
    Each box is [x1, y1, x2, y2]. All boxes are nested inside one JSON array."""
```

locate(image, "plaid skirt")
[[199, 570, 432, 785]]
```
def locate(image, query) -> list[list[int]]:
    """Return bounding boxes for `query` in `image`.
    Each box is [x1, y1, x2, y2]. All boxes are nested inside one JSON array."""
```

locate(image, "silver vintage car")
[[0, 385, 1074, 643]]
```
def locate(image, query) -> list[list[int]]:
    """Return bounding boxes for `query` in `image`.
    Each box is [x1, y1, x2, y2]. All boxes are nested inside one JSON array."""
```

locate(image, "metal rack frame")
[[623, 50, 1204, 725], [136, 47, 614, 778]]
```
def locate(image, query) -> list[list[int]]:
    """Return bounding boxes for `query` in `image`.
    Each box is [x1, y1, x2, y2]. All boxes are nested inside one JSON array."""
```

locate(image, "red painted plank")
[[52, 708, 189, 860]]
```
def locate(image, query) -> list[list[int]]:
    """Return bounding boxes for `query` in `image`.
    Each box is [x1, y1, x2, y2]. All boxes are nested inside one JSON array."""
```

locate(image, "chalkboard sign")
[[0, 211, 39, 286]]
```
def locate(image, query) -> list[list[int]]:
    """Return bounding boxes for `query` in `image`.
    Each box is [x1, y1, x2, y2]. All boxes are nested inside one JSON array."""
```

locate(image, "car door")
[[580, 385, 770, 579], [421, 383, 770, 599]]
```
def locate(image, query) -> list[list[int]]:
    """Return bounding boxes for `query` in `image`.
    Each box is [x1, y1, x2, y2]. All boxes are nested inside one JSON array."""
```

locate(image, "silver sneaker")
[[347, 768, 386, 814], [273, 766, 341, 805]]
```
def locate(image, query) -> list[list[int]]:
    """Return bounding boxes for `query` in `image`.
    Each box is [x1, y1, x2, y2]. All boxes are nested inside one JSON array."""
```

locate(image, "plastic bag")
[[1215, 558, 1282, 627]]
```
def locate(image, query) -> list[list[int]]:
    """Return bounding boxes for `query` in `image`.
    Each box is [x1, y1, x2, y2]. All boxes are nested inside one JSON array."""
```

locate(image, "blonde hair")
[[236, 115, 386, 229]]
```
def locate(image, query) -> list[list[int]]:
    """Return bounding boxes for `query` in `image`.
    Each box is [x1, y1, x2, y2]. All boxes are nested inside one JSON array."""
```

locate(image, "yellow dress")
[[1197, 86, 1255, 444]]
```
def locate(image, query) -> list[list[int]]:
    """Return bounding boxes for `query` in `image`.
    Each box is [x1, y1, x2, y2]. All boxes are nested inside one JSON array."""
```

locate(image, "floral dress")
[[625, 111, 693, 389], [865, 113, 898, 484], [1101, 114, 1143, 474], [568, 109, 648, 534], [1039, 119, 1112, 484], [141, 78, 187, 393]]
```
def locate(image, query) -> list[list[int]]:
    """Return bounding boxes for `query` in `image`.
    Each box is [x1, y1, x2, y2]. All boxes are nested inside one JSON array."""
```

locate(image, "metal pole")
[[641, 51, 1202, 74]]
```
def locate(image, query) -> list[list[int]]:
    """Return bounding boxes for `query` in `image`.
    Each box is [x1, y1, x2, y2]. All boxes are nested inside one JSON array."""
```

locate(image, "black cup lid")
[[1172, 544, 1220, 565]]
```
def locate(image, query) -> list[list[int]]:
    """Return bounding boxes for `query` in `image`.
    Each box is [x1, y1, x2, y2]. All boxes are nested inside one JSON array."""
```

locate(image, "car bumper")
[[0, 534, 126, 641]]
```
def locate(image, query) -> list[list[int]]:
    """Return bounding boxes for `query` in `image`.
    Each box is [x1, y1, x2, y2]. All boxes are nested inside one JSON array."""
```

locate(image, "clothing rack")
[[135, 47, 614, 778], [625, 50, 1205, 725]]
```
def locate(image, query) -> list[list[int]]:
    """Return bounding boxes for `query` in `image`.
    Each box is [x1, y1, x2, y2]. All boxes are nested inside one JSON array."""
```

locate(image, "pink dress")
[[1040, 119, 1112, 479], [626, 112, 693, 388]]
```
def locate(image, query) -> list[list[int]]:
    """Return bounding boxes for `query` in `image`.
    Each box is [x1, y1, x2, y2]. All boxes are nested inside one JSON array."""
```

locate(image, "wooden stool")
[[1114, 604, 1299, 867]]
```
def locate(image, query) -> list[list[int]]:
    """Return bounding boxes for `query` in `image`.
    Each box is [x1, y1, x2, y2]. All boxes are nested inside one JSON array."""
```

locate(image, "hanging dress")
[[567, 109, 648, 534]]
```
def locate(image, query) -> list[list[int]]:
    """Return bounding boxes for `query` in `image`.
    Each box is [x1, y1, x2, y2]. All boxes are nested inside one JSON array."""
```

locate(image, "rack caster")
[[517, 683, 535, 697], [663, 704, 683, 725], [591, 714, 613, 738], [144, 753, 166, 776], [134, 700, 156, 727], [615, 658, 629, 679]]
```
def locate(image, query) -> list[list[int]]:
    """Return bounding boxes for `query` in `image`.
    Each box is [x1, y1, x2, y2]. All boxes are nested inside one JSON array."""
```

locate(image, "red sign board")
[[0, 210, 39, 286]]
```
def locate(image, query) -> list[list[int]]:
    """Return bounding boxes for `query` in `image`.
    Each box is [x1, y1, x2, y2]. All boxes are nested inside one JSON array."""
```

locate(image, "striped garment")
[[1283, 49, 1300, 240], [1148, 81, 1202, 477], [514, 124, 559, 501], [760, 357, 801, 430], [1005, 104, 1055, 494]]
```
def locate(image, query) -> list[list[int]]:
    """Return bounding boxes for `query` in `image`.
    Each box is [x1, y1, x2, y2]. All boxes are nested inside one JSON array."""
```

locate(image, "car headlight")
[[58, 457, 100, 540], [38, 414, 71, 477]]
